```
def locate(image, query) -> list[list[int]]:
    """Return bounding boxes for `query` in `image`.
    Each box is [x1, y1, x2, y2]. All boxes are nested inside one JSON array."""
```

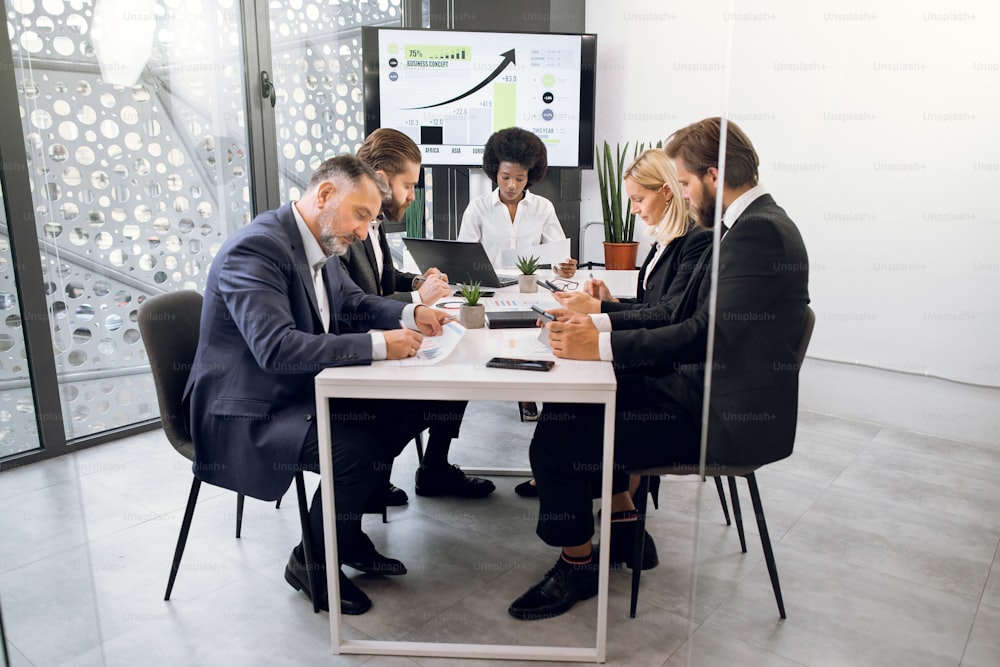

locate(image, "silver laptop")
[[403, 238, 518, 288]]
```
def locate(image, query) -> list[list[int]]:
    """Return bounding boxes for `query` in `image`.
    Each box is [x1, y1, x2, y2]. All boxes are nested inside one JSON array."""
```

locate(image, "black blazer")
[[601, 225, 711, 330], [339, 221, 418, 301], [610, 194, 810, 466]]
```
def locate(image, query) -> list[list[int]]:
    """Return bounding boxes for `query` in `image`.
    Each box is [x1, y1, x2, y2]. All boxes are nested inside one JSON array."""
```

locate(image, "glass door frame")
[[0, 14, 66, 467]]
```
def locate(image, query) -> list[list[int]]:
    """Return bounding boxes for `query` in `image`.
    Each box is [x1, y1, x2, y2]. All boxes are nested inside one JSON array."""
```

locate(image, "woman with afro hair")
[[459, 128, 577, 423], [458, 127, 577, 278]]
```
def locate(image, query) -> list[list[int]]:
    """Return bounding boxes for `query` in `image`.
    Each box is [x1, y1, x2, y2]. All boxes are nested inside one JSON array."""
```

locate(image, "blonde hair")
[[623, 149, 690, 246]]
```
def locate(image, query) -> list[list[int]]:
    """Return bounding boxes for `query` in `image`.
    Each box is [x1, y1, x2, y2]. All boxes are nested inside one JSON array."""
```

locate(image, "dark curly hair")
[[482, 127, 548, 187]]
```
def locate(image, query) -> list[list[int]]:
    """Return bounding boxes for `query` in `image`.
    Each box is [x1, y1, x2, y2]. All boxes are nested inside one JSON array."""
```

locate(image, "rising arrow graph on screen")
[[404, 49, 516, 110]]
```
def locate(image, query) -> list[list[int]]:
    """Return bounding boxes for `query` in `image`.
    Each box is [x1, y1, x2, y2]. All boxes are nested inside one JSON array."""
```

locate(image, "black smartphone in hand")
[[530, 303, 556, 322], [486, 357, 555, 371]]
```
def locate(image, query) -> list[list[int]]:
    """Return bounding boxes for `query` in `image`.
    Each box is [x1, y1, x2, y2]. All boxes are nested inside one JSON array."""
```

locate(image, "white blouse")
[[457, 189, 566, 268]]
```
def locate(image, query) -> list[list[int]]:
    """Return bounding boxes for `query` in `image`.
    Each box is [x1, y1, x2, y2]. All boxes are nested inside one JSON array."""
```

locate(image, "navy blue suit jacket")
[[182, 203, 407, 500]]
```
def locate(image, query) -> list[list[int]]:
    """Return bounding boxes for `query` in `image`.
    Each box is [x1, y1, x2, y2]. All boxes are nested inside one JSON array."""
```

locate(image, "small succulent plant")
[[458, 281, 483, 306], [515, 254, 540, 275]]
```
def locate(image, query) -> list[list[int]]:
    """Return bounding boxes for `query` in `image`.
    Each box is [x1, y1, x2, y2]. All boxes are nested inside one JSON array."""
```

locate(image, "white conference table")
[[313, 270, 636, 662]]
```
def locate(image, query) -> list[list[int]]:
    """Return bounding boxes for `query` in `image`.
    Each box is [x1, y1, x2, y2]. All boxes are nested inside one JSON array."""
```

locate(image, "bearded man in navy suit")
[[183, 155, 452, 615]]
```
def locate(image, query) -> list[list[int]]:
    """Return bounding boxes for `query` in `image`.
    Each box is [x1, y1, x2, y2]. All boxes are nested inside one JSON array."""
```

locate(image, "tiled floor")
[[1, 404, 998, 666]]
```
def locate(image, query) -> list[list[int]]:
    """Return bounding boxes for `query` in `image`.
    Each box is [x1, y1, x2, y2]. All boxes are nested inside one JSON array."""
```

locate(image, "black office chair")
[[139, 290, 320, 611], [643, 475, 732, 525], [628, 305, 816, 620]]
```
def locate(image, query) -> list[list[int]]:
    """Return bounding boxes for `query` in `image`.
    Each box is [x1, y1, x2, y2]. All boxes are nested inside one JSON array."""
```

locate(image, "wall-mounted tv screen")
[[362, 27, 597, 168]]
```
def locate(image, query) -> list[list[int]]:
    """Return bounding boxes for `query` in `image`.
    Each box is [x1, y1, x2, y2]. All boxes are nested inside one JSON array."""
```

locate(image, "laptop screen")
[[403, 238, 516, 288]]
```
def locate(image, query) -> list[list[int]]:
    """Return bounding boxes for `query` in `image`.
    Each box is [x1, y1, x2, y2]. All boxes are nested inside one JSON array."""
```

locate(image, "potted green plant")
[[457, 281, 485, 328], [515, 254, 540, 293], [595, 141, 650, 269]]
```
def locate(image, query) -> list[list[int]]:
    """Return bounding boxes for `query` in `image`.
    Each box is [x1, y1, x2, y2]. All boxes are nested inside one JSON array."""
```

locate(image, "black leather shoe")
[[340, 532, 407, 576], [514, 479, 539, 497], [415, 463, 496, 498], [385, 483, 409, 507], [608, 523, 659, 570], [284, 546, 372, 615], [508, 556, 599, 621]]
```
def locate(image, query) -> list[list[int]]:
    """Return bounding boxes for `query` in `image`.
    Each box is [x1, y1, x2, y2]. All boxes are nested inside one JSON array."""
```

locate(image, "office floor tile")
[[664, 630, 807, 667], [832, 441, 1000, 531], [962, 603, 1000, 667], [780, 483, 997, 600], [765, 429, 867, 484], [794, 411, 881, 443], [870, 427, 1000, 471], [0, 454, 81, 503], [0, 475, 153, 573], [1, 409, 998, 666], [702, 542, 978, 667], [982, 546, 1000, 608]]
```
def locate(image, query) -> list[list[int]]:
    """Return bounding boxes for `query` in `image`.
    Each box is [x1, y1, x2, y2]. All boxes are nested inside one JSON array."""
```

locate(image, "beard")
[[316, 203, 361, 256], [319, 231, 361, 256], [380, 194, 409, 223], [693, 196, 717, 229], [692, 176, 718, 229]]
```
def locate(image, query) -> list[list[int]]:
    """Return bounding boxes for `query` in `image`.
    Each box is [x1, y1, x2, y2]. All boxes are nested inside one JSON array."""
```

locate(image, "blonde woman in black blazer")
[[555, 149, 710, 328]]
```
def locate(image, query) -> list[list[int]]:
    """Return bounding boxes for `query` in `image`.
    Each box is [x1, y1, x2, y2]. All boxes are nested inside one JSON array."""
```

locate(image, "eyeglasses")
[[550, 279, 578, 291]]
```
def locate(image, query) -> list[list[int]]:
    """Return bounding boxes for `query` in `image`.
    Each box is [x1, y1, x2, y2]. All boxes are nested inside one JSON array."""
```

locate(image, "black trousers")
[[529, 380, 701, 548], [298, 399, 464, 560]]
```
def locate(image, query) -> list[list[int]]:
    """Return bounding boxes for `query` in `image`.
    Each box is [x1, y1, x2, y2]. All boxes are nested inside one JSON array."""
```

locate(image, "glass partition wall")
[[4, 0, 254, 445], [0, 180, 42, 456]]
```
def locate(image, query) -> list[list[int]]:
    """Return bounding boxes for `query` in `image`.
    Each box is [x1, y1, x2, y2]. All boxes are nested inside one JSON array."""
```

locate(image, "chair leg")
[[713, 476, 731, 526], [746, 473, 786, 619], [414, 431, 425, 463], [294, 472, 320, 614], [629, 475, 651, 619], [727, 476, 747, 553], [647, 475, 660, 510], [165, 476, 201, 601], [235, 493, 245, 538], [275, 495, 282, 510]]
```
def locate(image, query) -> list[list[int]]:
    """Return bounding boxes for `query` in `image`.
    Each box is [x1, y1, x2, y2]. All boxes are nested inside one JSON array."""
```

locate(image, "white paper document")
[[498, 330, 555, 358], [395, 320, 466, 366], [499, 238, 572, 269], [487, 296, 557, 311]]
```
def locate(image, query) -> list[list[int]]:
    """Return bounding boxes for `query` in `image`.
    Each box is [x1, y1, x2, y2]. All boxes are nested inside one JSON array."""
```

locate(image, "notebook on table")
[[484, 311, 540, 329], [403, 238, 518, 288]]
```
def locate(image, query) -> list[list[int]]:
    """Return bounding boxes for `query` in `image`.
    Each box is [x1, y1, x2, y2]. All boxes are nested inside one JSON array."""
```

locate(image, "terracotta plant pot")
[[459, 304, 485, 329], [518, 274, 538, 293], [603, 241, 639, 270]]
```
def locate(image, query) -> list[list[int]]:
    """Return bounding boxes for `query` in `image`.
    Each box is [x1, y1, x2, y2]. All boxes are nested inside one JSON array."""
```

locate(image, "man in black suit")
[[184, 155, 454, 615], [341, 128, 495, 499], [508, 118, 810, 620]]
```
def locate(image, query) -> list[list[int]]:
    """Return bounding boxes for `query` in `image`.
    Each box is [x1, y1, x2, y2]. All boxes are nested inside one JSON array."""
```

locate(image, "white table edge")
[[315, 373, 616, 662]]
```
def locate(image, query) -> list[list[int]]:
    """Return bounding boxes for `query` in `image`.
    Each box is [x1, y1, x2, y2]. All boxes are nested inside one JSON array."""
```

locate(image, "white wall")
[[586, 0, 1000, 446]]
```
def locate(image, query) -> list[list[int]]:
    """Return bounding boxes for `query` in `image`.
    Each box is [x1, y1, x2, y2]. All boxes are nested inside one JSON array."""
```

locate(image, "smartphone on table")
[[486, 357, 555, 372]]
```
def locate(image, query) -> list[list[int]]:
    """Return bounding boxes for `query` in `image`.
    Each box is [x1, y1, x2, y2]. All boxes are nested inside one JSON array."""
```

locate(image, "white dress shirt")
[[370, 218, 420, 303], [292, 202, 419, 360], [458, 188, 565, 268], [722, 184, 768, 232]]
